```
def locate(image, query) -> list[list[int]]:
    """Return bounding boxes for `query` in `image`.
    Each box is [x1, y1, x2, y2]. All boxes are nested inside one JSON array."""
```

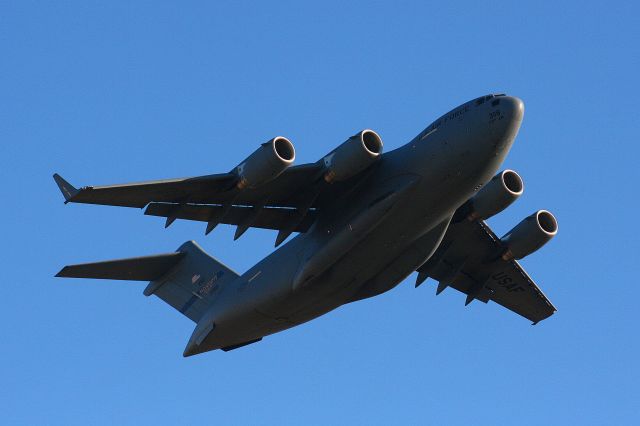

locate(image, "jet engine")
[[323, 129, 383, 183], [235, 136, 295, 189], [467, 170, 524, 220], [501, 210, 558, 260]]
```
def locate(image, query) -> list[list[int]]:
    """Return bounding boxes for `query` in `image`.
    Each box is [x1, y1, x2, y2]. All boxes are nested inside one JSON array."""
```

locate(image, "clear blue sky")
[[2, 1, 639, 424]]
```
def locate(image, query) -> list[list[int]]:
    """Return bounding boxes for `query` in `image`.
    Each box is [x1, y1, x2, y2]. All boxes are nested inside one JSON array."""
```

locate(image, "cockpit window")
[[474, 94, 504, 107], [491, 99, 500, 106]]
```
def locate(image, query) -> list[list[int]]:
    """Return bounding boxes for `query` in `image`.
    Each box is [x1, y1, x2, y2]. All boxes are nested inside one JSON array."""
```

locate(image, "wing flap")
[[144, 203, 317, 232]]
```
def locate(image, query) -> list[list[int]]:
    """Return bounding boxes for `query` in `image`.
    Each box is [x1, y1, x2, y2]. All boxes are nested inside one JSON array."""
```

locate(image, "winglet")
[[53, 173, 79, 204]]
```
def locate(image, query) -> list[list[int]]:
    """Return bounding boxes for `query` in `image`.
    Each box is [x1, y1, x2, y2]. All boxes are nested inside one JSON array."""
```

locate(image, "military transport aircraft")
[[54, 93, 558, 356]]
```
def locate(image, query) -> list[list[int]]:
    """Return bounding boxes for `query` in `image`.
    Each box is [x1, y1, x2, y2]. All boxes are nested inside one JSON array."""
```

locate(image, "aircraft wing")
[[417, 216, 556, 324], [53, 162, 371, 243], [53, 163, 326, 209]]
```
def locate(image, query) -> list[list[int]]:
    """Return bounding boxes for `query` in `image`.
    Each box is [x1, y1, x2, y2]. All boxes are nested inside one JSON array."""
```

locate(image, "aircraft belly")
[[291, 176, 419, 290], [348, 215, 452, 302], [191, 308, 296, 353], [257, 198, 456, 324]]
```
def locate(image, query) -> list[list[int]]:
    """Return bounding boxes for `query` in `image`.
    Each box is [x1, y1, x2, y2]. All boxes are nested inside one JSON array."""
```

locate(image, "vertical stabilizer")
[[143, 241, 239, 322]]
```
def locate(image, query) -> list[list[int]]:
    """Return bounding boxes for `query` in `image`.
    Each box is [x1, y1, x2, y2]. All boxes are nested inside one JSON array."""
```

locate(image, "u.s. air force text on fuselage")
[[54, 93, 558, 356]]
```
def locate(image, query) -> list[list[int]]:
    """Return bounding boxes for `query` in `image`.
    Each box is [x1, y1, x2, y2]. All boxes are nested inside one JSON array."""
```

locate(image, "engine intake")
[[323, 129, 383, 183], [468, 170, 524, 220], [501, 210, 558, 260], [236, 136, 295, 189]]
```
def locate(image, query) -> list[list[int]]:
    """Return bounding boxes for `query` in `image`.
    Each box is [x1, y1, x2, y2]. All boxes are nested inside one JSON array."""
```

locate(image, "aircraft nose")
[[489, 96, 524, 144], [502, 96, 524, 123]]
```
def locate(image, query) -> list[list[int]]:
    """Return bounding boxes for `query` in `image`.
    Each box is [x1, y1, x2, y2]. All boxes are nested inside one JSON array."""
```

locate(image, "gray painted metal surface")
[[54, 94, 558, 356]]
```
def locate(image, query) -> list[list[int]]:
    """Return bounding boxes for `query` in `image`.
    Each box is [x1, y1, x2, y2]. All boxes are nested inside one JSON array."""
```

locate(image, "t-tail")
[[56, 241, 239, 323]]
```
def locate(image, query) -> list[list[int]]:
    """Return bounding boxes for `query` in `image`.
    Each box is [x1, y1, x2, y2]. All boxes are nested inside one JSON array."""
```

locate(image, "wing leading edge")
[[53, 172, 237, 208], [53, 162, 331, 209]]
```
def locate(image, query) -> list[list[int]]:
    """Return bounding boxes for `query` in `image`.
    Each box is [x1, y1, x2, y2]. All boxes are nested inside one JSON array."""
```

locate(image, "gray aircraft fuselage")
[[184, 95, 525, 356]]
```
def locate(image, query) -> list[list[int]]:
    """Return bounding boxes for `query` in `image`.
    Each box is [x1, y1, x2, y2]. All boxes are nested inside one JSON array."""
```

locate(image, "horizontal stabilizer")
[[56, 252, 185, 281]]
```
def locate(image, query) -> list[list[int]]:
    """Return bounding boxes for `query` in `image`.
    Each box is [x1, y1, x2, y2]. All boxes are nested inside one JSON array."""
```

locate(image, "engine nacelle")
[[323, 129, 383, 183], [501, 210, 558, 260], [467, 170, 524, 220], [235, 136, 295, 189]]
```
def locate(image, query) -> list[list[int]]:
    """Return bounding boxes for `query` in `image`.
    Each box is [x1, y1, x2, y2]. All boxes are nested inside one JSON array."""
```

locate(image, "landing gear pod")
[[501, 210, 558, 260], [467, 170, 524, 220], [323, 129, 383, 183], [236, 137, 295, 189]]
